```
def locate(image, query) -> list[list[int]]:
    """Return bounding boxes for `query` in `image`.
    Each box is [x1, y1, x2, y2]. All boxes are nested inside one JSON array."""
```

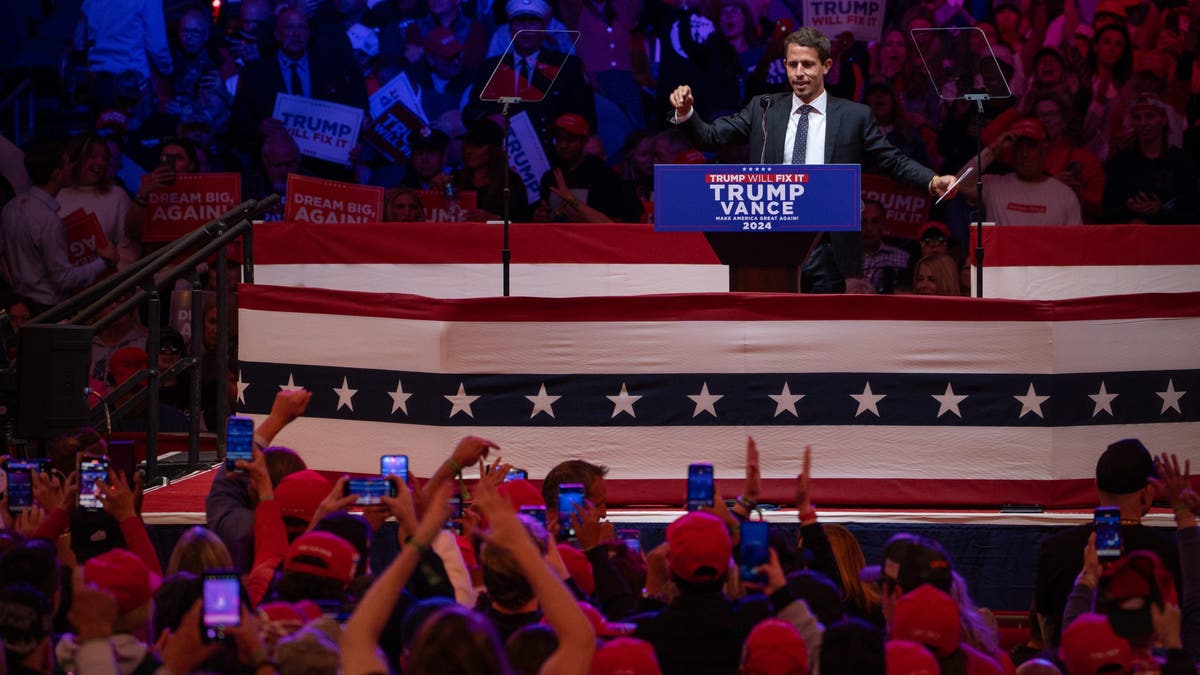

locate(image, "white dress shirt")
[[783, 90, 827, 165]]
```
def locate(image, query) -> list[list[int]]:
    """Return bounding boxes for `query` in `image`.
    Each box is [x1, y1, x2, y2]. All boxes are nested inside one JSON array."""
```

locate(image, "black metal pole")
[[500, 99, 516, 297], [188, 269, 203, 469], [215, 244, 230, 461], [144, 279, 161, 482], [973, 98, 986, 298]]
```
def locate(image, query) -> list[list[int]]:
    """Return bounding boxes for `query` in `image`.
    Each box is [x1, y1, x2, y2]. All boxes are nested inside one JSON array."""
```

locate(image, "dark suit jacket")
[[230, 48, 369, 153], [463, 49, 596, 139], [681, 91, 936, 284], [682, 91, 935, 191]]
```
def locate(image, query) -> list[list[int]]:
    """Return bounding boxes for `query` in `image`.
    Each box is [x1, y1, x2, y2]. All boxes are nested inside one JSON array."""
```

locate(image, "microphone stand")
[[965, 92, 988, 298], [499, 96, 519, 297]]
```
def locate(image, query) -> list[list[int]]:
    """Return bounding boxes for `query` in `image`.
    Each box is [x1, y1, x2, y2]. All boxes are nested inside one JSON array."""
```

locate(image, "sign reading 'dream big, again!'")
[[274, 93, 364, 165], [653, 164, 860, 232], [142, 173, 242, 242], [284, 174, 384, 223]]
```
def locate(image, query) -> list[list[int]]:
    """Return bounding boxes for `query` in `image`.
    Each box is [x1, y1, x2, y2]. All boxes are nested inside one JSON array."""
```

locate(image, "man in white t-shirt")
[[962, 117, 1082, 226]]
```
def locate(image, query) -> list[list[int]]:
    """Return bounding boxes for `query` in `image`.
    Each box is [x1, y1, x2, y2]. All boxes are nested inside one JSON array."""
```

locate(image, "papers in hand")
[[935, 167, 974, 205]]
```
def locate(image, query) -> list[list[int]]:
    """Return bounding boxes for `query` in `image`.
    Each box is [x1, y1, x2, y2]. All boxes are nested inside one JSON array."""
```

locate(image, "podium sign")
[[653, 164, 861, 232]]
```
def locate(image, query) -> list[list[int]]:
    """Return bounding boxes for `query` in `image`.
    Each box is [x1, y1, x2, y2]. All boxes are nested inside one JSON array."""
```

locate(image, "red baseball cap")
[[497, 478, 545, 510], [1059, 613, 1133, 675], [558, 544, 596, 596], [283, 531, 359, 583], [275, 470, 332, 533], [424, 27, 463, 60], [108, 347, 148, 387], [1007, 117, 1046, 143], [83, 549, 161, 613], [577, 601, 636, 637], [886, 639, 939, 675], [592, 637, 662, 675], [555, 113, 590, 137], [673, 149, 708, 164], [666, 511, 731, 583], [741, 619, 809, 675], [891, 585, 960, 658]]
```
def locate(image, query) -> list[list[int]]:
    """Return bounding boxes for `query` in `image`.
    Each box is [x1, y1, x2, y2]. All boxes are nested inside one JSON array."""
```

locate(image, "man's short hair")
[[784, 27, 831, 63], [263, 446, 307, 487], [23, 139, 67, 187], [541, 459, 609, 510]]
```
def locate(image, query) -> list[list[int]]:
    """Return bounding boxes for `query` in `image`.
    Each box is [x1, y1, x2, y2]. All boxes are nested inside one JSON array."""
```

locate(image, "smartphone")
[[739, 521, 770, 584], [107, 440, 136, 485], [519, 504, 547, 528], [78, 455, 110, 511], [3, 459, 50, 512], [505, 468, 528, 482], [557, 483, 586, 539], [380, 454, 408, 482], [201, 572, 242, 643], [344, 477, 396, 506], [225, 416, 254, 471], [447, 495, 463, 534], [617, 528, 641, 554], [1094, 506, 1122, 562], [686, 463, 714, 512]]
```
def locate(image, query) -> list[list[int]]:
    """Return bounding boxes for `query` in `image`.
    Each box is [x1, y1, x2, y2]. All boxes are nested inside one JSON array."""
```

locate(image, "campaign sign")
[[653, 164, 861, 232], [143, 173, 242, 242], [862, 173, 932, 239], [273, 93, 364, 165], [284, 174, 384, 223], [63, 209, 108, 265], [803, 0, 886, 42], [415, 189, 479, 222], [363, 73, 428, 164], [507, 111, 550, 204]]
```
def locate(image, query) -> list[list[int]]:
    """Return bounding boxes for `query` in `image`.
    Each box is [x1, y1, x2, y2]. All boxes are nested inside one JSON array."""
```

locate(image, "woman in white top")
[[57, 132, 139, 269]]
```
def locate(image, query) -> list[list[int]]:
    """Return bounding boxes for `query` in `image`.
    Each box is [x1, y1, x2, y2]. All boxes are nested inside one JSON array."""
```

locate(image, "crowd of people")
[[0, 0, 1196, 315], [0, 391, 1197, 674]]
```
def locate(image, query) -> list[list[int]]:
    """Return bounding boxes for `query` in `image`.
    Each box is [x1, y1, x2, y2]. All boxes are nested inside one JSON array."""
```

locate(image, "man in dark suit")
[[229, 7, 368, 176], [669, 27, 957, 292], [462, 0, 595, 140]]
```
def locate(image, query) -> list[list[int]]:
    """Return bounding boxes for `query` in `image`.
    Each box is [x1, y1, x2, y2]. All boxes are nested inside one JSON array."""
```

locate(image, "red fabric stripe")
[[971, 225, 1200, 267], [140, 471, 1111, 514], [239, 283, 1200, 323], [253, 222, 722, 264]]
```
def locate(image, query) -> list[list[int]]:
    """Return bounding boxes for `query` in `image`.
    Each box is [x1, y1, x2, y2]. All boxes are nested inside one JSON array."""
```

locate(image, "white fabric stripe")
[[239, 310, 1069, 374], [255, 263, 730, 297], [245, 415, 1200, 480], [241, 309, 1200, 374], [976, 265, 1200, 300]]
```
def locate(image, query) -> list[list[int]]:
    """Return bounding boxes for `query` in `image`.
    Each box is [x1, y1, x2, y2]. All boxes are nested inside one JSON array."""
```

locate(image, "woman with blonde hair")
[[165, 525, 234, 575], [913, 252, 963, 297], [824, 524, 882, 625]]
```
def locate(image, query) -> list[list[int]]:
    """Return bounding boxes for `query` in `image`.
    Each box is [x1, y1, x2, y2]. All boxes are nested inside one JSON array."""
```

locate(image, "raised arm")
[[473, 478, 596, 674]]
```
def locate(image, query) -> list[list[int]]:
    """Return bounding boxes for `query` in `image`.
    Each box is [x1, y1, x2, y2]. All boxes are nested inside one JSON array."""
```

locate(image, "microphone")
[[758, 95, 773, 164]]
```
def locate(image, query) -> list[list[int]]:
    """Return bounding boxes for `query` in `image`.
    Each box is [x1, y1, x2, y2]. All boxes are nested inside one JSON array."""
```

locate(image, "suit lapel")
[[769, 93, 790, 164], [824, 95, 841, 164]]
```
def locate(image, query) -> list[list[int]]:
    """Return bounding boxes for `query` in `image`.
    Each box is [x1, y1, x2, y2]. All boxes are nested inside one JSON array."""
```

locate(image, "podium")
[[654, 164, 861, 292]]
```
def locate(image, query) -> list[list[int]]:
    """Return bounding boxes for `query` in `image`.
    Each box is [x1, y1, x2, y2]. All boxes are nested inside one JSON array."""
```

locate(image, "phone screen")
[[202, 573, 241, 642], [1094, 506, 1122, 561], [557, 483, 585, 538], [225, 416, 254, 470], [519, 505, 547, 528], [345, 477, 395, 506], [447, 496, 463, 534], [739, 521, 770, 583], [107, 440, 136, 485], [686, 463, 714, 511], [78, 456, 109, 511], [380, 455, 408, 482], [4, 459, 49, 511], [617, 528, 641, 554], [505, 468, 528, 482]]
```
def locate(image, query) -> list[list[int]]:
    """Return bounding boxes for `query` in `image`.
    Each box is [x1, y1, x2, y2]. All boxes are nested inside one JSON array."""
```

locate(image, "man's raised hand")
[[670, 85, 694, 119]]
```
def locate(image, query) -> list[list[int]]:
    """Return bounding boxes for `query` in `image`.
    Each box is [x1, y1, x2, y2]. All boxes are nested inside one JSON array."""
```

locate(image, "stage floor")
[[142, 464, 1178, 528]]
